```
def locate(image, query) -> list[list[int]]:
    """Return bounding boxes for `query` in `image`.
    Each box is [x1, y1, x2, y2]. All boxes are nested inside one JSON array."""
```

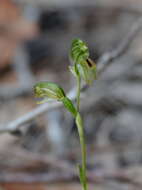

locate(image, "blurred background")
[[0, 0, 142, 189]]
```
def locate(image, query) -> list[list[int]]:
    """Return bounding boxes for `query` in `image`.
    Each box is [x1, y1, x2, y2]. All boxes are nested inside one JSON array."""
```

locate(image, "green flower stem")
[[76, 73, 88, 190], [76, 74, 81, 112], [76, 113, 88, 190], [62, 94, 88, 190]]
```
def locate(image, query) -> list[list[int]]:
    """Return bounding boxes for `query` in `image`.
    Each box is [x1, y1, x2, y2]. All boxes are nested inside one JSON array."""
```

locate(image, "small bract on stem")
[[34, 38, 97, 190]]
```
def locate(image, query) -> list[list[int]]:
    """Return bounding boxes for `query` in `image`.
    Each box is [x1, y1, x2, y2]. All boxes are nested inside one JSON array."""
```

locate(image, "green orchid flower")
[[34, 82, 77, 117]]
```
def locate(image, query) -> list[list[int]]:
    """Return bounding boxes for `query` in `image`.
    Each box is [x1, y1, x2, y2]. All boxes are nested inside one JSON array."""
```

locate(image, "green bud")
[[34, 82, 65, 102], [70, 39, 97, 85], [70, 39, 89, 64]]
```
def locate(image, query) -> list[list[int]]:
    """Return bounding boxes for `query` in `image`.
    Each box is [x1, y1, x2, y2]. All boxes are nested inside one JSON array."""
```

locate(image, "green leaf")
[[61, 97, 77, 117], [70, 39, 89, 64]]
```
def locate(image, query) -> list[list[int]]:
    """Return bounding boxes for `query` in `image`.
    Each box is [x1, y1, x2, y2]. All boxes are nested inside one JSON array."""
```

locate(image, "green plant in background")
[[34, 39, 97, 190]]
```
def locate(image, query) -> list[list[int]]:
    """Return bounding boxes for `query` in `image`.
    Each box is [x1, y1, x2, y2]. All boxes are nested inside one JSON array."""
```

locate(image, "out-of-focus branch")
[[0, 17, 142, 133], [97, 17, 142, 73], [0, 87, 77, 133]]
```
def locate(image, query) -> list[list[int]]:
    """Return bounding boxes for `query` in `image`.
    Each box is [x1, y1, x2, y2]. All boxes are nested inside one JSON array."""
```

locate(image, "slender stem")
[[76, 74, 88, 190], [76, 75, 81, 112], [76, 113, 88, 190]]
